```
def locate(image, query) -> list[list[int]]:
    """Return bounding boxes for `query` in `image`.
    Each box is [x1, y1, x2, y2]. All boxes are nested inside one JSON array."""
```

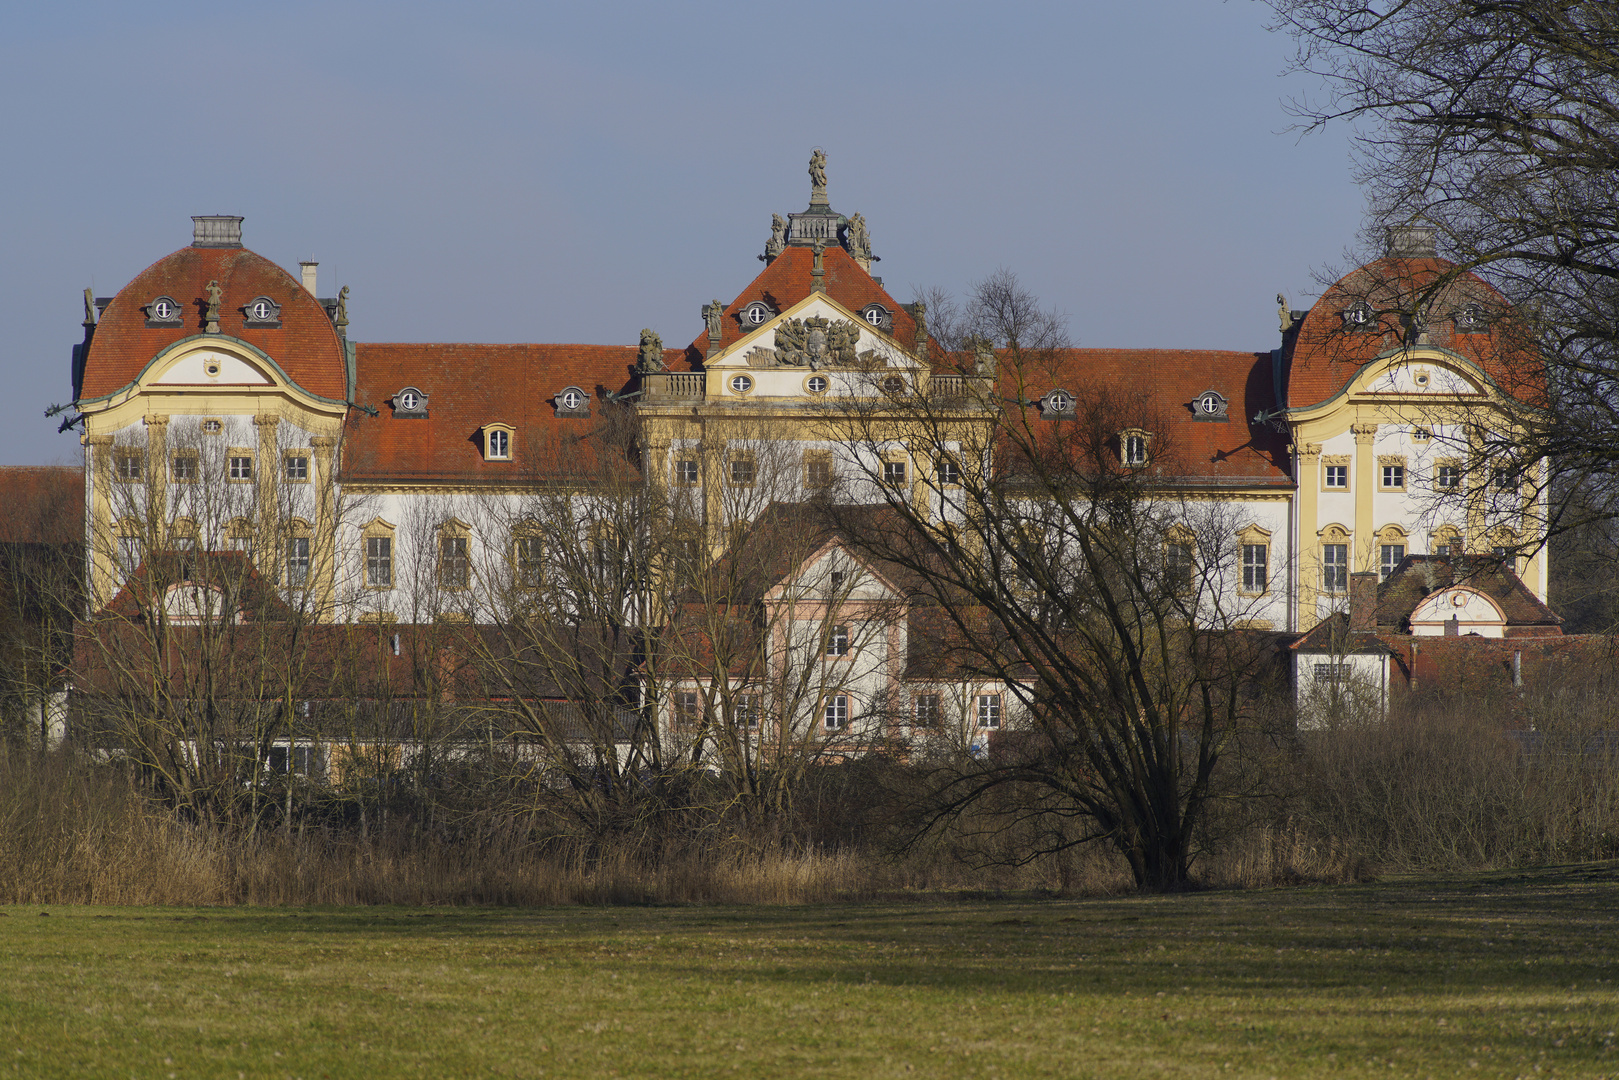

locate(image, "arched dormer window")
[[1342, 300, 1377, 331], [391, 387, 428, 418], [555, 387, 591, 418], [1040, 388, 1074, 420], [241, 296, 282, 328], [1121, 429, 1150, 467], [480, 423, 515, 462]]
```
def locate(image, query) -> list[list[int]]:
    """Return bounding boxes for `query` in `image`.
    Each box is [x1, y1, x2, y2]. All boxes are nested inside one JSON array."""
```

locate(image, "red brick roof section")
[[342, 343, 640, 483], [0, 467, 83, 545], [992, 348, 1293, 485], [79, 246, 349, 403], [684, 245, 928, 361], [1284, 256, 1539, 410]]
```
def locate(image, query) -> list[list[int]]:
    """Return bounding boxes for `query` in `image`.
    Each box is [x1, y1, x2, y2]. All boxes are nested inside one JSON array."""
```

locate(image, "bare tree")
[[826, 272, 1291, 891], [1269, 0, 1619, 540]]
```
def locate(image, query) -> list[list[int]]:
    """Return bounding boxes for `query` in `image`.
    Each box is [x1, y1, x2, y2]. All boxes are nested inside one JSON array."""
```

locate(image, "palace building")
[[62, 154, 1552, 745]]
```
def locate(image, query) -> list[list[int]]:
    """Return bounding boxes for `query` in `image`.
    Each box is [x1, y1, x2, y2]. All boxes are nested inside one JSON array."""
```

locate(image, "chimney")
[[299, 261, 318, 295], [1387, 222, 1437, 259], [1445, 614, 1460, 637], [192, 215, 244, 248], [1349, 571, 1377, 632]]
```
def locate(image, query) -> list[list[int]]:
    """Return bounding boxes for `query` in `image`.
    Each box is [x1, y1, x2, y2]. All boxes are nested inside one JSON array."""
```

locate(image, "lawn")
[[2, 864, 1615, 1079]]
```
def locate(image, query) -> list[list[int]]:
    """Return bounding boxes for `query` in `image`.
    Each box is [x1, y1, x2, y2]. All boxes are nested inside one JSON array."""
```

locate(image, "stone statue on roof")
[[204, 280, 222, 332], [1276, 293, 1291, 336], [83, 287, 97, 327], [846, 213, 870, 260], [765, 214, 786, 260], [809, 149, 827, 195], [335, 286, 350, 329], [637, 328, 665, 372]]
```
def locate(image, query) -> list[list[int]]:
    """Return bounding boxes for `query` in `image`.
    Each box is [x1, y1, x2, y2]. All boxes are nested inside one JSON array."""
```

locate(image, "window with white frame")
[[1381, 462, 1406, 490], [826, 624, 850, 657], [515, 535, 543, 587], [1380, 544, 1405, 580], [285, 536, 311, 587], [673, 458, 700, 486], [883, 459, 907, 486], [1242, 543, 1268, 593], [284, 453, 309, 482], [1324, 463, 1349, 489], [1322, 543, 1348, 592], [824, 694, 849, 731], [439, 535, 470, 589], [171, 452, 198, 483], [366, 536, 393, 588], [486, 428, 510, 461], [977, 694, 1002, 729], [913, 693, 940, 727], [1314, 663, 1351, 684], [1165, 542, 1193, 593], [228, 453, 253, 482], [935, 457, 961, 486], [1123, 432, 1149, 467], [734, 695, 760, 729], [114, 450, 144, 483]]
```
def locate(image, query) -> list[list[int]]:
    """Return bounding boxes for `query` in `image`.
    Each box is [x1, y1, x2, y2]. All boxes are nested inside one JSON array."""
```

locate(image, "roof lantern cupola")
[[192, 215, 244, 248]]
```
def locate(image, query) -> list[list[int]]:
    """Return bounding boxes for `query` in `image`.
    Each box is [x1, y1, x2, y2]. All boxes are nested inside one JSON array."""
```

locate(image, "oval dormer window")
[[561, 389, 585, 410], [153, 298, 176, 319], [730, 374, 754, 395], [399, 390, 420, 411], [1047, 389, 1072, 413], [861, 303, 890, 330], [741, 301, 774, 326]]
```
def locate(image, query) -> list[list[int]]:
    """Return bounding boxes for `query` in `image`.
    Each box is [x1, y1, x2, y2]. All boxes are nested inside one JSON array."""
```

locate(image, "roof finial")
[[808, 148, 828, 209]]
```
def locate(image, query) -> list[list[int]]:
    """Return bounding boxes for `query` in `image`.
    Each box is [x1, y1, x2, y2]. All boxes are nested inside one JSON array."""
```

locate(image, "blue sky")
[[0, 0, 1362, 465]]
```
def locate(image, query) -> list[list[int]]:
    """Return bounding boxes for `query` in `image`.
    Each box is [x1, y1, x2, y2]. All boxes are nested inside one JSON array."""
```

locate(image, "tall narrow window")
[[1322, 544, 1348, 592], [286, 537, 311, 587], [515, 535, 543, 587], [1123, 433, 1148, 466], [366, 536, 393, 588], [439, 536, 470, 589], [1380, 544, 1405, 580], [487, 429, 509, 460], [824, 695, 849, 731], [977, 694, 1002, 729], [1242, 544, 1268, 593], [1166, 542, 1193, 593], [675, 691, 703, 731], [734, 696, 760, 729]]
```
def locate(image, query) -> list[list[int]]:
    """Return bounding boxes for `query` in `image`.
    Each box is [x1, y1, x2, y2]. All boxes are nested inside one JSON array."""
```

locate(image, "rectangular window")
[[673, 459, 700, 486], [119, 535, 143, 572], [1314, 663, 1350, 685], [824, 695, 849, 731], [675, 691, 703, 730], [171, 453, 197, 483], [1381, 464, 1405, 489], [936, 457, 961, 486], [805, 455, 833, 489], [729, 458, 755, 486], [1124, 434, 1148, 466], [1380, 544, 1405, 580], [1324, 464, 1348, 489], [439, 536, 470, 589], [114, 451, 143, 483], [977, 694, 1002, 729], [829, 570, 846, 589], [1434, 538, 1462, 557], [913, 694, 940, 727], [1491, 467, 1514, 491], [227, 534, 252, 559], [826, 624, 850, 657], [734, 695, 760, 729], [883, 460, 907, 486], [1322, 544, 1348, 592], [365, 536, 393, 588], [228, 455, 253, 482], [284, 454, 309, 482], [1437, 464, 1462, 489], [1242, 544, 1268, 593], [515, 536, 543, 587], [285, 537, 310, 587], [1166, 542, 1193, 593]]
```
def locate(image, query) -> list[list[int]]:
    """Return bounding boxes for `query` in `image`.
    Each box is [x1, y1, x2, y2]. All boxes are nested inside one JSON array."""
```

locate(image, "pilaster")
[[85, 435, 114, 610], [1352, 422, 1377, 571], [1295, 442, 1322, 629], [145, 415, 169, 541], [310, 435, 338, 618]]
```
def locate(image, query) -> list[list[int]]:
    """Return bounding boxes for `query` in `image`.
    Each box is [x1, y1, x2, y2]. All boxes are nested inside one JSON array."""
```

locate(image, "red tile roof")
[[991, 348, 1292, 485], [683, 245, 928, 362], [341, 343, 640, 483], [1284, 256, 1538, 410], [79, 245, 349, 403]]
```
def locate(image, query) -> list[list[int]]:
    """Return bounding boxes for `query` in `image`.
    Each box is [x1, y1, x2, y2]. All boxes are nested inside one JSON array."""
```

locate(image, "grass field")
[[2, 864, 1616, 1079]]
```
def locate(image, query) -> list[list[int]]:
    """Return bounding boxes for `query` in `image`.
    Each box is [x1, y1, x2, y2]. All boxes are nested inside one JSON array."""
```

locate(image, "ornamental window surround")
[[438, 524, 471, 590], [514, 531, 543, 588], [226, 450, 254, 483], [171, 451, 199, 484], [1122, 430, 1150, 467], [284, 521, 312, 588], [804, 451, 833, 490], [1322, 455, 1351, 492], [1320, 525, 1350, 593], [481, 423, 515, 462], [1435, 459, 1464, 491], [114, 449, 144, 483], [362, 519, 395, 589], [1237, 525, 1271, 596], [1379, 456, 1407, 491]]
